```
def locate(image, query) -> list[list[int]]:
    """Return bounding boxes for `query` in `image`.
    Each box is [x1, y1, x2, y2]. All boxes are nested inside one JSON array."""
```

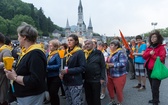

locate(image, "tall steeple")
[[77, 0, 85, 35], [88, 18, 93, 30], [78, 0, 83, 15], [65, 19, 71, 36], [87, 18, 93, 38], [66, 19, 70, 30], [78, 0, 83, 23]]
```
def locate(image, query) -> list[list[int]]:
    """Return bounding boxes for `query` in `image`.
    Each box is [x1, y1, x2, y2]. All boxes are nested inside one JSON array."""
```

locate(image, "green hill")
[[0, 0, 63, 39]]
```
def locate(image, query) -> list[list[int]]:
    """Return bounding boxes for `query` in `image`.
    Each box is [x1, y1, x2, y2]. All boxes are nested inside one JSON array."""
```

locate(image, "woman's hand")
[[4, 69, 17, 80], [106, 63, 114, 68], [59, 73, 64, 80], [60, 69, 68, 75], [150, 50, 155, 55]]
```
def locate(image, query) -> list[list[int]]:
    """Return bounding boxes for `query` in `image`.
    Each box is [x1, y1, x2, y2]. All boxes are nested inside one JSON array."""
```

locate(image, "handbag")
[[151, 57, 168, 80]]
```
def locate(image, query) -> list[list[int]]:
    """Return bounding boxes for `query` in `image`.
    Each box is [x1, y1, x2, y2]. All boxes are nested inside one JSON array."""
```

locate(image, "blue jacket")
[[46, 53, 61, 77]]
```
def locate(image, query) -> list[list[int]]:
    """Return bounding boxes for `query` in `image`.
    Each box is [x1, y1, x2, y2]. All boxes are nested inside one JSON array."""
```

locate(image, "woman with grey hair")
[[4, 22, 47, 105], [106, 40, 128, 105]]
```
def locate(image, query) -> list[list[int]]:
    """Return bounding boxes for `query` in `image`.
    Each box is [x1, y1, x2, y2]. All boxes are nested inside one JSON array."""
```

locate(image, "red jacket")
[[143, 44, 166, 70]]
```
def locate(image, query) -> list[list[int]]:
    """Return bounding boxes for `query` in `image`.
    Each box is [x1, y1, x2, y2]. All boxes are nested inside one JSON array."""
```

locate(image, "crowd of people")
[[0, 22, 167, 105]]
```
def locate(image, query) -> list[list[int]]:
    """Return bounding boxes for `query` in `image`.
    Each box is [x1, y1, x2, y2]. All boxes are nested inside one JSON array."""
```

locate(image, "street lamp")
[[151, 22, 157, 30]]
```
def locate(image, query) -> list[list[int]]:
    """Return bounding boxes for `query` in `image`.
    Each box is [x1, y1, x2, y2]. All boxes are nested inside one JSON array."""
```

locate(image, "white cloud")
[[22, 0, 168, 36]]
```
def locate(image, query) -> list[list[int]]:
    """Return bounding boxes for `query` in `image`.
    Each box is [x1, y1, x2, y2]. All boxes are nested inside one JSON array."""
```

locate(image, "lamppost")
[[151, 22, 157, 30]]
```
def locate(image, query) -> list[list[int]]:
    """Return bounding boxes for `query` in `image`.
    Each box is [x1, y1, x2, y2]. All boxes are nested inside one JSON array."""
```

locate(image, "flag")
[[119, 30, 134, 59]]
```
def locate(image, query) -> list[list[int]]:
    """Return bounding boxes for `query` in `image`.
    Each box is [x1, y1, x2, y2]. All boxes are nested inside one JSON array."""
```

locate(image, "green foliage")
[[0, 16, 8, 34], [93, 33, 100, 36], [0, 0, 63, 39], [11, 15, 35, 27], [144, 28, 168, 37]]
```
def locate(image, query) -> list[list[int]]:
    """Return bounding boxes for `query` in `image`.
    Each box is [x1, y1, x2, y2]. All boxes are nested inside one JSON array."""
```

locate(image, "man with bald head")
[[83, 39, 106, 105]]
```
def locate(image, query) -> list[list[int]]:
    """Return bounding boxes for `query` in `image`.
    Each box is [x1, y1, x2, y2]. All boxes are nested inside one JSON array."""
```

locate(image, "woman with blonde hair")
[[46, 39, 61, 105]]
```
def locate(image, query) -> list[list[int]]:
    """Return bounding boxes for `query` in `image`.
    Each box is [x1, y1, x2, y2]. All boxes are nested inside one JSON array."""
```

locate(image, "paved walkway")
[[11, 58, 168, 105], [59, 57, 168, 105], [59, 75, 168, 105]]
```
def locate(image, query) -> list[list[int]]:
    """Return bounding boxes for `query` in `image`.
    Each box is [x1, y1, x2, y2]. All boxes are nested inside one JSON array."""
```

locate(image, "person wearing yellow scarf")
[[46, 39, 62, 105], [17, 44, 44, 65], [59, 34, 86, 105], [84, 49, 93, 59], [64, 46, 81, 64], [109, 48, 123, 58], [47, 50, 58, 61], [4, 22, 47, 105], [65, 46, 81, 57], [0, 32, 13, 105], [83, 39, 106, 105], [0, 44, 12, 52], [106, 40, 127, 105]]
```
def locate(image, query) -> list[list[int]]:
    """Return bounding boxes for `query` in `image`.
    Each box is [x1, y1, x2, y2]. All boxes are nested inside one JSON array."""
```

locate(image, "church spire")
[[78, 0, 83, 20], [66, 19, 70, 29], [88, 18, 92, 28], [78, 0, 82, 10]]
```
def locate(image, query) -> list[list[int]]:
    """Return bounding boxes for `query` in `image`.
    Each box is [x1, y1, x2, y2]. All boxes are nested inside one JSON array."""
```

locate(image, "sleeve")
[[114, 52, 127, 68], [100, 52, 106, 80], [151, 46, 166, 63], [0, 49, 12, 69], [142, 44, 147, 51], [2, 49, 12, 57], [142, 48, 151, 60], [47, 54, 61, 71]]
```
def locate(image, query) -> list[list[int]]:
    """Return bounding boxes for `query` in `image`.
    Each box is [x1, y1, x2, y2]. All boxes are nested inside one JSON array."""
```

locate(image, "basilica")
[[65, 0, 93, 38]]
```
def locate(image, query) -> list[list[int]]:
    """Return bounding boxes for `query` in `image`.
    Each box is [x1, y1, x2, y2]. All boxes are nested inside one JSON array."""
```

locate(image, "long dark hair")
[[148, 30, 164, 45]]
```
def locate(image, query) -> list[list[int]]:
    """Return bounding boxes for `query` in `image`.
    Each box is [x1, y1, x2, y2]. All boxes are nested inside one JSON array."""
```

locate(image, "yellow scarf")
[[65, 46, 81, 65], [17, 44, 44, 65], [136, 42, 145, 53], [84, 49, 93, 59], [17, 47, 26, 56], [0, 44, 12, 52], [101, 49, 105, 53], [47, 50, 58, 62], [109, 48, 123, 57]]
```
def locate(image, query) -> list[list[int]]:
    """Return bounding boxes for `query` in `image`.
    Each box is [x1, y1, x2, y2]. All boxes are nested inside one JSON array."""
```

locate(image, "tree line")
[[0, 0, 168, 40], [0, 0, 63, 39]]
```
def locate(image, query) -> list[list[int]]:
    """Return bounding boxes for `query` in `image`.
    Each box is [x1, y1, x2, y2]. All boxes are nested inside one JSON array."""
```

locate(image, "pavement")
[[59, 57, 168, 105], [11, 57, 168, 105], [58, 76, 168, 105]]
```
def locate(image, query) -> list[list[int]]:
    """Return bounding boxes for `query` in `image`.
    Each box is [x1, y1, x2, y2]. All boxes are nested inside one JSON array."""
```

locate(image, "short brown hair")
[[17, 22, 38, 43]]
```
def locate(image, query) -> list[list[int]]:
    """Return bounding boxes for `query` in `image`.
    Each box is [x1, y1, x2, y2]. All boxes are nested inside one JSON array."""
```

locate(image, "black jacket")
[[84, 49, 106, 82], [63, 50, 86, 86], [14, 49, 47, 97]]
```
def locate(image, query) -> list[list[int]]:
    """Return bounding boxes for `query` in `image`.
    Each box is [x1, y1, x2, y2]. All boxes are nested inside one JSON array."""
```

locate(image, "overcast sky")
[[21, 0, 168, 36]]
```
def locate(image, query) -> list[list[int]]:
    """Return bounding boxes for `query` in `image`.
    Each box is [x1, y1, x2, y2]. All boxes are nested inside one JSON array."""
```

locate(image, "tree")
[[10, 15, 35, 35], [0, 16, 8, 34]]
